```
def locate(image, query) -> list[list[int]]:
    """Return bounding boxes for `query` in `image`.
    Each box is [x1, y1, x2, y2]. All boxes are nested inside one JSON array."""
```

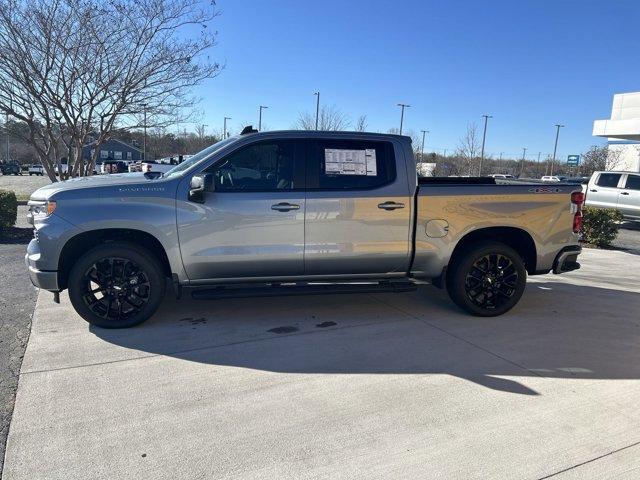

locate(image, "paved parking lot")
[[3, 248, 640, 479], [0, 174, 49, 199]]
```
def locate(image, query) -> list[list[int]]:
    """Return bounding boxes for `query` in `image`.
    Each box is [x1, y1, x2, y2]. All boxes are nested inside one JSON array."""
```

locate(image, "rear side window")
[[595, 173, 622, 188], [306, 139, 396, 190], [625, 174, 640, 191]]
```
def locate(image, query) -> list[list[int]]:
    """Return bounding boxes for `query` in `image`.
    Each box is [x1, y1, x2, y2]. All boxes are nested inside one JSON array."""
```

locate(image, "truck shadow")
[[91, 281, 640, 397]]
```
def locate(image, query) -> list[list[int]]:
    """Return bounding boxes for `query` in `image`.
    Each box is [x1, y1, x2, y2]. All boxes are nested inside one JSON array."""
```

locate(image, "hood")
[[30, 173, 160, 200]]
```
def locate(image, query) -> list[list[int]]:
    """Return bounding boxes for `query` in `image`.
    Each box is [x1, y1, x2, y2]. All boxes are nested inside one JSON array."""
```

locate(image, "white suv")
[[585, 171, 640, 220]]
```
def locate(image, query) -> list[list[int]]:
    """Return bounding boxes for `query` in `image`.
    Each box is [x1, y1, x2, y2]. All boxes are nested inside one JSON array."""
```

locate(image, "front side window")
[[307, 139, 396, 190], [625, 175, 640, 191], [596, 173, 622, 188], [206, 140, 297, 191]]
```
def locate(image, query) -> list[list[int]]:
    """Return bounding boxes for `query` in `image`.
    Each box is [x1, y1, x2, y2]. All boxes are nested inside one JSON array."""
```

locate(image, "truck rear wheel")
[[446, 241, 526, 316], [68, 242, 165, 328]]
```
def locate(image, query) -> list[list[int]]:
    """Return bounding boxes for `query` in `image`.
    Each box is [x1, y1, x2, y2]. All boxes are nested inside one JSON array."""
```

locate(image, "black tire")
[[68, 242, 166, 328], [446, 241, 527, 317]]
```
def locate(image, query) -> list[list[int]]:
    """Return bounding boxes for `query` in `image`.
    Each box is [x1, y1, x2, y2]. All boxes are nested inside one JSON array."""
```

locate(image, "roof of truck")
[[238, 129, 412, 141]]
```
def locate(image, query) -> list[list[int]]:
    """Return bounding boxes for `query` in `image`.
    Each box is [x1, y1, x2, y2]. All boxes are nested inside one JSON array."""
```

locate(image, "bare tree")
[[296, 105, 350, 131], [456, 123, 480, 175], [0, 0, 221, 181], [355, 115, 368, 132], [581, 145, 623, 175]]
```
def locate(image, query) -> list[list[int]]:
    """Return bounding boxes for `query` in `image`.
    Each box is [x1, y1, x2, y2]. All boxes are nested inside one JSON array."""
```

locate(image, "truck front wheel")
[[446, 241, 526, 316], [68, 242, 166, 328]]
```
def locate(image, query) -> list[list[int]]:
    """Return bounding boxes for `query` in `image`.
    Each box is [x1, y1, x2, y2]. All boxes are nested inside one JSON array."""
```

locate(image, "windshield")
[[163, 136, 238, 178]]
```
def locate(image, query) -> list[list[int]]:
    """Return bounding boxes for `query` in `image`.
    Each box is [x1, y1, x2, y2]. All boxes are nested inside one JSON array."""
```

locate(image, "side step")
[[190, 281, 417, 300]]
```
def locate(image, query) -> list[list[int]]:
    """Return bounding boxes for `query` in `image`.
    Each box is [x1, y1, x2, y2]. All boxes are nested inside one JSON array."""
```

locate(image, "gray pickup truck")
[[26, 130, 584, 328]]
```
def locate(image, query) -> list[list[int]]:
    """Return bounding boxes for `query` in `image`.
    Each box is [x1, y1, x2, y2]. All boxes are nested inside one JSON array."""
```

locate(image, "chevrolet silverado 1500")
[[26, 130, 584, 328]]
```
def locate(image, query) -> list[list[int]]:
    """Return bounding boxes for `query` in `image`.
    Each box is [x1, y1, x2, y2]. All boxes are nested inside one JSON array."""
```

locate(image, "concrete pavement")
[[3, 248, 640, 479]]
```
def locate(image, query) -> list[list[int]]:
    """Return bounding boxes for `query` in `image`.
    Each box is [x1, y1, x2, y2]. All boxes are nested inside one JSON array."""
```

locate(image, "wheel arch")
[[450, 226, 537, 275], [58, 228, 172, 290]]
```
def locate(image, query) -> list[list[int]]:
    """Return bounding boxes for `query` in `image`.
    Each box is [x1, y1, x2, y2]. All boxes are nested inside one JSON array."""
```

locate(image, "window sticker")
[[324, 148, 377, 176]]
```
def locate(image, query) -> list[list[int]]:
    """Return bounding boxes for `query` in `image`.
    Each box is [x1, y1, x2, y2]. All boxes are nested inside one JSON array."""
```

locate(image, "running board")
[[190, 281, 417, 300]]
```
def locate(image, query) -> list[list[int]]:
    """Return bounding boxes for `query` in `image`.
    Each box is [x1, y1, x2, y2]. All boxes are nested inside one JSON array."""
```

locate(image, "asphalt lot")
[[0, 174, 49, 199], [0, 206, 37, 476], [3, 248, 640, 479]]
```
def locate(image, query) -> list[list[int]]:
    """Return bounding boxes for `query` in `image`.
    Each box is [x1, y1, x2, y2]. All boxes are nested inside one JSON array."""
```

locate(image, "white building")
[[593, 91, 640, 172]]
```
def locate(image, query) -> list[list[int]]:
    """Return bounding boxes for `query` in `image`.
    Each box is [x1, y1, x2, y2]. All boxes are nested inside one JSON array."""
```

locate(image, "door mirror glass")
[[189, 173, 213, 203]]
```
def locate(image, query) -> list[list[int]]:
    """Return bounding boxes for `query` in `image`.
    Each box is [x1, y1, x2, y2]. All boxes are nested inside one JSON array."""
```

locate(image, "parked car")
[[0, 163, 22, 175], [28, 164, 45, 176], [585, 171, 640, 220], [101, 160, 129, 174], [489, 174, 515, 179], [54, 162, 68, 176], [541, 175, 561, 182], [26, 130, 583, 328]]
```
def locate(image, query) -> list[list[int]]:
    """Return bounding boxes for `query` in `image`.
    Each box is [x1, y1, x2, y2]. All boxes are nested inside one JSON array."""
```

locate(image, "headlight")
[[27, 200, 57, 223]]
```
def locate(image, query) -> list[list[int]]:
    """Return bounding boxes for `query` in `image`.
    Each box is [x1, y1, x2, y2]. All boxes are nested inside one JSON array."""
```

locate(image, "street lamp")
[[4, 112, 9, 163], [223, 116, 231, 139], [420, 130, 429, 162], [479, 114, 492, 175], [550, 124, 564, 175], [520, 147, 528, 177], [313, 92, 320, 130], [397, 103, 410, 134], [141, 103, 148, 161], [258, 106, 268, 131]]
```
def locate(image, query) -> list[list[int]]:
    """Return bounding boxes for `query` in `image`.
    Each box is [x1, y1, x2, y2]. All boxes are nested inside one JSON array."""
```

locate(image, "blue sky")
[[191, 0, 640, 160]]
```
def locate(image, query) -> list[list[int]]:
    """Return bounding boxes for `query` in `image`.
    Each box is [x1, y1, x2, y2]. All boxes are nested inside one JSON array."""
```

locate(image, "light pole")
[[258, 106, 268, 131], [223, 116, 231, 139], [479, 114, 492, 176], [4, 112, 9, 163], [550, 124, 564, 175], [397, 103, 410, 134], [420, 130, 429, 162], [314, 92, 320, 130], [537, 151, 541, 177], [520, 147, 527, 177], [142, 103, 148, 161]]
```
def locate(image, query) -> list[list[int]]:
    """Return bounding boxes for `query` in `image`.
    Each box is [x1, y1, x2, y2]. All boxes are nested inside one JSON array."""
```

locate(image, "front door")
[[303, 138, 412, 276], [177, 139, 306, 281]]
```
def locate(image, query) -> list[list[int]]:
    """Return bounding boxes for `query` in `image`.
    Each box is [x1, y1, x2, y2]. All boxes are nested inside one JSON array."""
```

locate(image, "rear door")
[[618, 174, 640, 219], [587, 172, 623, 209], [303, 138, 412, 276]]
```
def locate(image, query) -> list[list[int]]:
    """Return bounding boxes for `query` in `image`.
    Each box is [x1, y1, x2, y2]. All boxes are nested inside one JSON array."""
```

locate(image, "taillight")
[[571, 190, 585, 233]]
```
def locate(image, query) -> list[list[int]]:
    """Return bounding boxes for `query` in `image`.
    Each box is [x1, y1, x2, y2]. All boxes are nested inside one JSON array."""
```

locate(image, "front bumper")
[[552, 246, 582, 274], [25, 238, 59, 291]]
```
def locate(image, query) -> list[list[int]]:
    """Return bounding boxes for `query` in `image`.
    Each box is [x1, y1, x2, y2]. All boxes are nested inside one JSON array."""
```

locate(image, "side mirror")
[[188, 173, 213, 203]]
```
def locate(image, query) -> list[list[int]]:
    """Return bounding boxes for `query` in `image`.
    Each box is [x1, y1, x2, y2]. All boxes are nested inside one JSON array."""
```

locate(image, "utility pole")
[[314, 92, 320, 130], [550, 124, 564, 176], [499, 152, 504, 173], [4, 112, 9, 163], [479, 114, 492, 176], [223, 116, 231, 139], [397, 103, 410, 134], [142, 104, 148, 161], [258, 106, 268, 131], [537, 151, 541, 177], [520, 147, 527, 177], [420, 130, 429, 162]]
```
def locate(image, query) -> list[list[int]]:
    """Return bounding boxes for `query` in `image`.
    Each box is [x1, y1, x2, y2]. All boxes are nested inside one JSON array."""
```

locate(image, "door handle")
[[271, 202, 300, 212], [377, 201, 405, 211], [589, 189, 598, 192], [621, 192, 630, 195]]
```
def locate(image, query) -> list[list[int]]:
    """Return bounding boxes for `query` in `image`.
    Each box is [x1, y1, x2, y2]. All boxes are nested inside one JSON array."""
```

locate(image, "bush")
[[0, 190, 18, 229], [581, 206, 624, 247]]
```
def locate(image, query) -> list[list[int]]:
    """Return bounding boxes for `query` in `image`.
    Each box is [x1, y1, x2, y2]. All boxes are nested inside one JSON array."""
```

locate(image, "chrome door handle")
[[271, 202, 300, 212], [377, 201, 405, 211]]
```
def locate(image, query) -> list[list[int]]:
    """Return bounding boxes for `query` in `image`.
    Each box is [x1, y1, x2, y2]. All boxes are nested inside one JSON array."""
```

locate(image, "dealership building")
[[593, 91, 640, 172]]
